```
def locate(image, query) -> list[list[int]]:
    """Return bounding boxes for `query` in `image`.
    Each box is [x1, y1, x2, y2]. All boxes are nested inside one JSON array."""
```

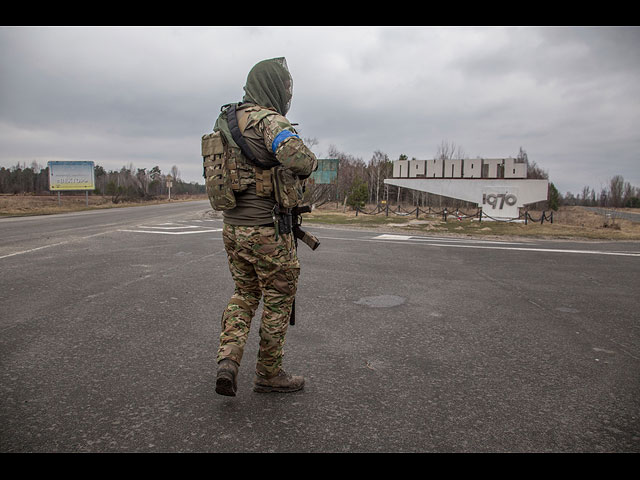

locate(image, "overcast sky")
[[1, 26, 638, 195]]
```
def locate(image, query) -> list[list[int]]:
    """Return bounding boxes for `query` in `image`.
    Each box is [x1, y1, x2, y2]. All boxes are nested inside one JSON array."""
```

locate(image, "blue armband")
[[271, 130, 299, 154]]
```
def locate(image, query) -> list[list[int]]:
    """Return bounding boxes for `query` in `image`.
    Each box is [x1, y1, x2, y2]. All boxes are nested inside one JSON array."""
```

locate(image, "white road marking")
[[413, 243, 640, 257], [318, 233, 640, 257], [0, 241, 70, 260], [375, 234, 412, 240], [0, 231, 112, 260], [118, 220, 223, 235], [118, 228, 222, 235], [143, 225, 200, 230], [373, 234, 532, 245]]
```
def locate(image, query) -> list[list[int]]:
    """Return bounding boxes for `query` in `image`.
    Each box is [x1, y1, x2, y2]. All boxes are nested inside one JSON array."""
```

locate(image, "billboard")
[[309, 158, 339, 185], [48, 161, 95, 191]]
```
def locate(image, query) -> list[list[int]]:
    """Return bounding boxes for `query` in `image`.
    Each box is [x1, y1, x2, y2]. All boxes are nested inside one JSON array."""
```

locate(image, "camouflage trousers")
[[217, 223, 300, 378]]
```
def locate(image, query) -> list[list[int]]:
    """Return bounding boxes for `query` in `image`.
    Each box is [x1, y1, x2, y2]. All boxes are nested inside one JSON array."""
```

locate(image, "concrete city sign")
[[393, 157, 527, 179], [384, 158, 548, 220]]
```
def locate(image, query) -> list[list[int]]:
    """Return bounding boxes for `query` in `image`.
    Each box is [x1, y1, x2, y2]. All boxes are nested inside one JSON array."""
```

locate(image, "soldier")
[[209, 57, 317, 396]]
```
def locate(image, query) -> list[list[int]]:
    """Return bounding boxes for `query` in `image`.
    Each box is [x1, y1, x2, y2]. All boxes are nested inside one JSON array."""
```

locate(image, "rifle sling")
[[227, 103, 280, 170]]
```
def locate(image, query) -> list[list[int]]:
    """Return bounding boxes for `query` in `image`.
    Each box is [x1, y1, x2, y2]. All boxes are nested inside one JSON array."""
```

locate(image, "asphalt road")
[[584, 206, 640, 223], [1, 200, 639, 452]]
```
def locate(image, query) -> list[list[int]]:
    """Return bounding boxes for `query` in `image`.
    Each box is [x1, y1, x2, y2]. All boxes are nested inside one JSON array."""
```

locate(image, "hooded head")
[[242, 57, 293, 116]]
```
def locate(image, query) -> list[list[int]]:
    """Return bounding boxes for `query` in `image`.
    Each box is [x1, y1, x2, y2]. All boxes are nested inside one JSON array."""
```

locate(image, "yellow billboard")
[[48, 161, 95, 191]]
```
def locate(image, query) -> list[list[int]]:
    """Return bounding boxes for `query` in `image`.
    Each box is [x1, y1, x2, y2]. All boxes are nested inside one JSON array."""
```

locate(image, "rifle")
[[271, 204, 320, 325]]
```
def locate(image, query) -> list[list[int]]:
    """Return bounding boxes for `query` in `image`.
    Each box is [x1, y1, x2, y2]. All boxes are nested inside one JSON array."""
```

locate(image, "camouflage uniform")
[[217, 224, 299, 377], [212, 57, 316, 386]]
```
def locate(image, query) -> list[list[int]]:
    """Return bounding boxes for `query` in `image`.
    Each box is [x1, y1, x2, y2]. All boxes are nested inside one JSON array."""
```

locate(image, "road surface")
[[1, 200, 639, 452]]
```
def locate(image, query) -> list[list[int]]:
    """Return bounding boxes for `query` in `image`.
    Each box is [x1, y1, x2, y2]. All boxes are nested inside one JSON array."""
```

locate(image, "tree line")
[[560, 175, 639, 208], [0, 161, 205, 202], [3, 144, 637, 211]]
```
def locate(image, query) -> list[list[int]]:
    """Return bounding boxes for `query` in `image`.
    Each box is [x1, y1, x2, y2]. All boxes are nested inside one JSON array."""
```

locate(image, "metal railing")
[[354, 203, 554, 224]]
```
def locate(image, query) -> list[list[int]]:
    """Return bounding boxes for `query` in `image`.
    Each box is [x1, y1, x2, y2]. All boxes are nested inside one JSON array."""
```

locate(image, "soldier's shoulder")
[[259, 112, 296, 135], [245, 105, 280, 124]]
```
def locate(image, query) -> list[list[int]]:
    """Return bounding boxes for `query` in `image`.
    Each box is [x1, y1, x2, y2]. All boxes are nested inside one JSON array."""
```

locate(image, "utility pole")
[[166, 175, 173, 201]]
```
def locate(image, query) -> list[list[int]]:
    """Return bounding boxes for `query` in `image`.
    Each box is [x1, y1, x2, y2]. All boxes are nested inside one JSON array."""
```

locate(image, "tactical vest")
[[202, 103, 303, 211]]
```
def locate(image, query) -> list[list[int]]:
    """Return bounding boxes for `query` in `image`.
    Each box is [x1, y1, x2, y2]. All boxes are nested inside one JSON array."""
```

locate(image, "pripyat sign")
[[384, 157, 549, 220]]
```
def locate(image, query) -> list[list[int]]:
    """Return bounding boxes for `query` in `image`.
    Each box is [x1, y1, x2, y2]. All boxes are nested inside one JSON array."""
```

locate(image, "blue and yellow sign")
[[48, 161, 95, 191], [309, 158, 339, 185]]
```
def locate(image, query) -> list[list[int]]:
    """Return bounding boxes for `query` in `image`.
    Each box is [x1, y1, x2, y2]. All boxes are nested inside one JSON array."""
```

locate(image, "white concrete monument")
[[385, 157, 548, 220]]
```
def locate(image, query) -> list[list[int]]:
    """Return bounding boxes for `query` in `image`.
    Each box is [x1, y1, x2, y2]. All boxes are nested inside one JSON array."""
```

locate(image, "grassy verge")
[[0, 193, 208, 217], [302, 205, 640, 241]]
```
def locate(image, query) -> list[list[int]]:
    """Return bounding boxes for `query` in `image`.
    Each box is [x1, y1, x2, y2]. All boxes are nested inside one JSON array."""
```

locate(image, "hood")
[[242, 57, 293, 116]]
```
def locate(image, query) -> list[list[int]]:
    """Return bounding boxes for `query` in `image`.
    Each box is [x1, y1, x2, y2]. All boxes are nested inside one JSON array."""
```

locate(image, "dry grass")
[[304, 204, 640, 241], [3, 195, 639, 241], [0, 193, 208, 217]]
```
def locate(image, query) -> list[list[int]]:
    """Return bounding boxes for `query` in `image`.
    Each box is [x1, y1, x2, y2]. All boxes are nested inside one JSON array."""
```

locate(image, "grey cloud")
[[1, 26, 638, 194]]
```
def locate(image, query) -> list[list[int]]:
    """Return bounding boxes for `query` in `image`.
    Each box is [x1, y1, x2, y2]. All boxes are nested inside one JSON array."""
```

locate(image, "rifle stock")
[[292, 205, 320, 251]]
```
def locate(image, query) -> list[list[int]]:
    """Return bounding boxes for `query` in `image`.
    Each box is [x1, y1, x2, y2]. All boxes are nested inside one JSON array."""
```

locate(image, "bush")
[[625, 196, 640, 208], [347, 179, 368, 209]]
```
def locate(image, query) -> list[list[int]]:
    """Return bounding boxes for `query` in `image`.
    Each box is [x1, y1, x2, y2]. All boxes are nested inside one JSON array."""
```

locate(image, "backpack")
[[201, 131, 236, 211]]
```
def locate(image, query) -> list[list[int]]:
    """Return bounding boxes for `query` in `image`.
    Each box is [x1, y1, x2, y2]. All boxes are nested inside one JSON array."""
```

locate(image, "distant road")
[[0, 200, 214, 259], [584, 206, 640, 223], [1, 200, 639, 452]]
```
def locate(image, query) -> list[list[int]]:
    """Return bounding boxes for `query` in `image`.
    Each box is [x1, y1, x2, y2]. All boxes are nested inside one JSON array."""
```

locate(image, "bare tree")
[[369, 150, 389, 206], [526, 160, 548, 179], [136, 168, 151, 196], [609, 175, 625, 207], [517, 147, 528, 163], [305, 182, 335, 208], [303, 137, 319, 151], [581, 186, 593, 206], [436, 140, 465, 161], [328, 145, 366, 205], [622, 180, 635, 206]]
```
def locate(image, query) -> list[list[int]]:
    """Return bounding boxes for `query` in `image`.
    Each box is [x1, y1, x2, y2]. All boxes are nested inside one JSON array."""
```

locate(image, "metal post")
[[58, 191, 61, 206], [85, 190, 89, 206]]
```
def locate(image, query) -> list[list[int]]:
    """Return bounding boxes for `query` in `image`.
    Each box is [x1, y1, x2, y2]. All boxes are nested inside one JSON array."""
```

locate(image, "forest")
[[0, 162, 204, 203]]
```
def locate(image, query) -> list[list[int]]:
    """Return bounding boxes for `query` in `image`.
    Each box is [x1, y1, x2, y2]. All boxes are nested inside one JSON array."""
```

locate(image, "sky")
[[1, 26, 638, 196]]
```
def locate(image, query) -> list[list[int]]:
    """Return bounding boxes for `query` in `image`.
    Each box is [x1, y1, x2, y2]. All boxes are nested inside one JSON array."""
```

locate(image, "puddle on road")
[[354, 295, 406, 308]]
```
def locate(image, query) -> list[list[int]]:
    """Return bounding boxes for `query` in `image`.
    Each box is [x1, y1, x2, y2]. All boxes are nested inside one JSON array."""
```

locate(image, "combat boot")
[[253, 369, 305, 393], [216, 359, 239, 396]]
